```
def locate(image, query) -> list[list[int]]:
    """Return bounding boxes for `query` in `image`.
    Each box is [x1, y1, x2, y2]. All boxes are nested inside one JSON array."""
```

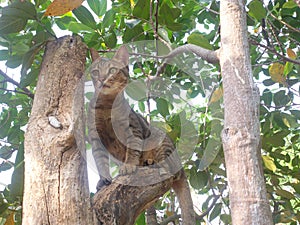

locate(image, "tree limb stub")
[[93, 167, 175, 225]]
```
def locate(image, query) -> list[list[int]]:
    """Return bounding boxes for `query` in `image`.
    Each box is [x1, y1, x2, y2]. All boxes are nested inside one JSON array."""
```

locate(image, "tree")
[[0, 0, 299, 224]]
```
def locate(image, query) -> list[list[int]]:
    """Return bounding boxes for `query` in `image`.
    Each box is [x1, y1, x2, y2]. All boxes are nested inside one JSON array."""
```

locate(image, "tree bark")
[[219, 0, 273, 224], [93, 167, 174, 225], [23, 36, 94, 225]]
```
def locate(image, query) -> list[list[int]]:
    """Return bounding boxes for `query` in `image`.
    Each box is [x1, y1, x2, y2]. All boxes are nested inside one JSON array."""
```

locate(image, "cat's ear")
[[113, 46, 129, 66], [90, 48, 100, 62]]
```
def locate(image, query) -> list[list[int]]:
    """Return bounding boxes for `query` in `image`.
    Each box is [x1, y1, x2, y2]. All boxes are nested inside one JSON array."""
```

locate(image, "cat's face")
[[90, 46, 129, 96]]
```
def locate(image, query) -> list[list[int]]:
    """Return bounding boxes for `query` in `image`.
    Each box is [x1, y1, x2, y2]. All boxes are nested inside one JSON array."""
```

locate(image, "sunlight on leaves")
[[44, 0, 84, 16], [262, 155, 276, 172], [269, 62, 287, 86]]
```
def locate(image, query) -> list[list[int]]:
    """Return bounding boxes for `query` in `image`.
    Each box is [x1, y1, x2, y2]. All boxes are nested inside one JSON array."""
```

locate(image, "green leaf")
[[102, 9, 115, 29], [283, 61, 293, 75], [88, 0, 107, 17], [262, 155, 276, 172], [248, 0, 267, 20], [133, 0, 150, 20], [10, 144, 24, 200], [21, 43, 45, 77], [275, 189, 294, 200], [273, 90, 290, 107], [158, 2, 183, 31], [68, 22, 95, 33], [190, 168, 208, 189], [0, 50, 8, 61], [2, 1, 37, 20], [20, 69, 39, 88], [199, 137, 221, 171], [104, 31, 117, 49], [135, 211, 145, 225], [0, 161, 13, 172], [0, 16, 27, 35], [283, 0, 298, 8], [262, 89, 272, 105], [0, 146, 13, 160], [125, 81, 147, 101], [123, 24, 144, 42], [156, 98, 170, 118], [73, 5, 97, 29], [55, 16, 77, 30], [209, 203, 222, 222], [6, 54, 23, 68], [138, 101, 145, 112], [187, 32, 213, 50]]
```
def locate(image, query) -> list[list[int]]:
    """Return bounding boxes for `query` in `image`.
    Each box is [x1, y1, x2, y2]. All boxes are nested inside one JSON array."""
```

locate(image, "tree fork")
[[93, 168, 175, 225], [23, 36, 94, 224]]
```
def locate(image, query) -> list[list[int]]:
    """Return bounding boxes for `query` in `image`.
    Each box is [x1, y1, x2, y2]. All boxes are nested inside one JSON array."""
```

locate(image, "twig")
[[249, 38, 300, 65], [270, 13, 300, 34], [0, 69, 34, 99], [267, 19, 285, 54]]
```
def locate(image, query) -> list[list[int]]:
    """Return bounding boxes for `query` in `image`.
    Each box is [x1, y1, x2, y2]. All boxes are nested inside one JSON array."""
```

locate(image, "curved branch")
[[156, 44, 219, 76], [92, 167, 174, 225], [0, 69, 34, 99]]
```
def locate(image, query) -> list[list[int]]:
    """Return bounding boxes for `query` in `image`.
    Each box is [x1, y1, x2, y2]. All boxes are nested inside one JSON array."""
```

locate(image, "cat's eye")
[[108, 67, 117, 74]]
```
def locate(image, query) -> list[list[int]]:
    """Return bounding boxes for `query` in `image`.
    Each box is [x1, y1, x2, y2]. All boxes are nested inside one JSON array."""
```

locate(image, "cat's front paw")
[[96, 177, 112, 192], [119, 164, 137, 175]]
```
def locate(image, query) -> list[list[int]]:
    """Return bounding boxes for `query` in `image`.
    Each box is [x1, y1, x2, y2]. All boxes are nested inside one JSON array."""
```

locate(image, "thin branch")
[[270, 13, 300, 34], [250, 38, 300, 65], [0, 88, 33, 97], [0, 69, 34, 99]]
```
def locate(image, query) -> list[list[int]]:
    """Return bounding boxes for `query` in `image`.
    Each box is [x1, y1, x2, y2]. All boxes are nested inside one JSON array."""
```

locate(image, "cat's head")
[[90, 46, 129, 96]]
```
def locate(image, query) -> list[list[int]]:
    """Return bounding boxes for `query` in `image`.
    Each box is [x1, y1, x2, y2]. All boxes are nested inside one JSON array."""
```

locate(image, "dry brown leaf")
[[4, 213, 14, 225], [209, 86, 223, 104], [44, 0, 84, 16], [287, 48, 297, 59]]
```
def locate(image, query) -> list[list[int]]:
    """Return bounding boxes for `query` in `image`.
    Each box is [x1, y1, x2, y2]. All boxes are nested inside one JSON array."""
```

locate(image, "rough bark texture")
[[219, 0, 273, 224], [93, 167, 174, 225], [23, 36, 94, 225]]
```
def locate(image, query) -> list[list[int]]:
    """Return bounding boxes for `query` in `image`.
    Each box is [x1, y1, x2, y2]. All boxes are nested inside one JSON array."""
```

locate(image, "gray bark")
[[219, 0, 273, 224]]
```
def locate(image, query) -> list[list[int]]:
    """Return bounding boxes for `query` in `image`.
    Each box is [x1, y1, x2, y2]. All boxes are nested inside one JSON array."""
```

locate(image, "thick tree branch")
[[0, 69, 34, 99], [93, 167, 175, 225]]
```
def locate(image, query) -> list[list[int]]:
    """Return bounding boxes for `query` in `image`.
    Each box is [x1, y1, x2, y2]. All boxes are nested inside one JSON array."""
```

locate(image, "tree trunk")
[[23, 36, 94, 225], [219, 0, 273, 224]]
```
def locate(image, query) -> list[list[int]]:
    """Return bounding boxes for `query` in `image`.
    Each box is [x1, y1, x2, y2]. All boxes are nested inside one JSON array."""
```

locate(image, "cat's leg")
[[92, 138, 112, 191], [119, 128, 143, 174]]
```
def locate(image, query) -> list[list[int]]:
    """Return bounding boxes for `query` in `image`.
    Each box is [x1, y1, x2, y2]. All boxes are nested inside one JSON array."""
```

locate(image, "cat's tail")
[[172, 170, 195, 225]]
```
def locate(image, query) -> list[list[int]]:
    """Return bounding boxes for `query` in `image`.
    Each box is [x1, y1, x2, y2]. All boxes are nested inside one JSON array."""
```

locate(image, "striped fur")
[[88, 46, 195, 224]]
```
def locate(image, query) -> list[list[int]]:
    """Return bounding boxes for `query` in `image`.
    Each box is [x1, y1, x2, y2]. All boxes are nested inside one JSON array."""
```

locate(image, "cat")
[[88, 46, 195, 224]]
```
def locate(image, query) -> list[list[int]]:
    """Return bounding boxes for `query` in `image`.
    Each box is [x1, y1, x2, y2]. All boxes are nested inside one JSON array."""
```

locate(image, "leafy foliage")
[[0, 0, 299, 224]]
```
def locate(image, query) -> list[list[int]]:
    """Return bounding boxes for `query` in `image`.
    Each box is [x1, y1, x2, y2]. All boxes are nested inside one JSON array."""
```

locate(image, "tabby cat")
[[88, 46, 195, 224]]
